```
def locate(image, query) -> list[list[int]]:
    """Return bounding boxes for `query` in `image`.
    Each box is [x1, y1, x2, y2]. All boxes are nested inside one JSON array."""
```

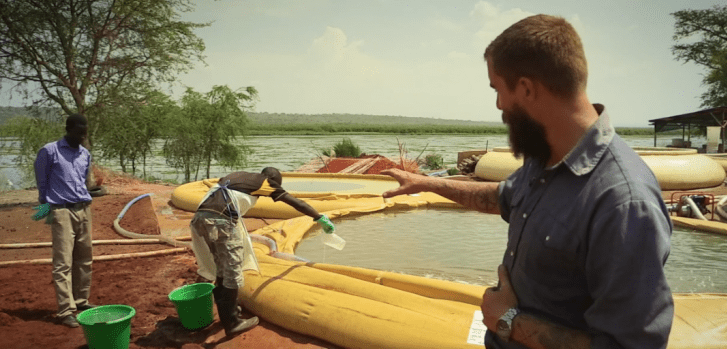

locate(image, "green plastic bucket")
[[168, 282, 215, 330], [77, 304, 136, 349]]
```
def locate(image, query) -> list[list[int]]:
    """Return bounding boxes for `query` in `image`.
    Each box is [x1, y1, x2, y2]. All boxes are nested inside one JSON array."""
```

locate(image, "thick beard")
[[504, 104, 551, 166]]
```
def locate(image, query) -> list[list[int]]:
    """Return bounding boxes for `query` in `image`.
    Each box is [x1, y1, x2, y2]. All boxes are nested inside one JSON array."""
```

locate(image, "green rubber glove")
[[315, 214, 336, 234], [32, 203, 51, 221]]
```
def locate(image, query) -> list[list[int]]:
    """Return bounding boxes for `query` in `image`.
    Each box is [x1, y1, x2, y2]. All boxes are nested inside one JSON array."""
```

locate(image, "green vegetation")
[[322, 138, 363, 158], [0, 107, 686, 137], [423, 154, 445, 170], [246, 112, 505, 135], [247, 124, 667, 136], [615, 127, 658, 136], [163, 86, 257, 182], [95, 90, 177, 178], [143, 175, 180, 186], [0, 113, 64, 182], [0, 0, 207, 147], [245, 112, 674, 136], [0, 83, 257, 185], [249, 123, 507, 135], [672, 5, 727, 108]]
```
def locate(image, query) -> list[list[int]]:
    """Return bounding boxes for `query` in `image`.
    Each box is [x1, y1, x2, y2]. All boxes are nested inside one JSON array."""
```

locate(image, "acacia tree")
[[0, 0, 207, 147], [163, 85, 258, 183], [95, 89, 177, 177], [672, 5, 727, 107]]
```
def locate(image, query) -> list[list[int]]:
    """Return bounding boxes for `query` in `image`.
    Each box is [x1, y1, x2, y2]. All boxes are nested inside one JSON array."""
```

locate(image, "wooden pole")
[[0, 248, 188, 267]]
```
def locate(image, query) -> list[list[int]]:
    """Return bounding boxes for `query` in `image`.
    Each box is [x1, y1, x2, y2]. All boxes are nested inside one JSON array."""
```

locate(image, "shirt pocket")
[[521, 214, 583, 288], [541, 222, 580, 255]]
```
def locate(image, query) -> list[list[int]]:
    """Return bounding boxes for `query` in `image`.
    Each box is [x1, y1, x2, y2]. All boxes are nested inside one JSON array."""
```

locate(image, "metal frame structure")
[[648, 107, 727, 150]]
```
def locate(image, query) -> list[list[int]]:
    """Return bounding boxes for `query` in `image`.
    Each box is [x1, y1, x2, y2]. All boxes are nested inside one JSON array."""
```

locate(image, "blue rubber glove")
[[315, 214, 336, 234], [32, 203, 51, 221]]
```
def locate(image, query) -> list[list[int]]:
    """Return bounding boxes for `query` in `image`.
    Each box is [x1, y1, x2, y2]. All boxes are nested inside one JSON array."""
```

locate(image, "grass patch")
[[322, 138, 363, 158]]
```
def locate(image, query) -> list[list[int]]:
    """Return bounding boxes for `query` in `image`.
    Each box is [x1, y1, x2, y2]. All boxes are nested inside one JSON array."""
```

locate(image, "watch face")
[[496, 318, 512, 341]]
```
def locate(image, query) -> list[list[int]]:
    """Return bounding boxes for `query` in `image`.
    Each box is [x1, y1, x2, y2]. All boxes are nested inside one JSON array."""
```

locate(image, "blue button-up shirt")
[[486, 105, 674, 349], [34, 137, 92, 205]]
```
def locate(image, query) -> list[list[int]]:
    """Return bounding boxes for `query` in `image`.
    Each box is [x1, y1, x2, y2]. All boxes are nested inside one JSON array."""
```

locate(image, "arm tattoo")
[[514, 313, 592, 349], [435, 180, 500, 214]]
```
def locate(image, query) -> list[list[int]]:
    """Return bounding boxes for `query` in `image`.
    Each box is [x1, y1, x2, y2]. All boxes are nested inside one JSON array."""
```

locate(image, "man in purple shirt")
[[34, 114, 97, 328]]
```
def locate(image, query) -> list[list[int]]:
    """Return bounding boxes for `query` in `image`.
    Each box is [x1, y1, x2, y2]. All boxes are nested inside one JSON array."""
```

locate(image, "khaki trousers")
[[190, 211, 245, 289], [50, 205, 93, 317]]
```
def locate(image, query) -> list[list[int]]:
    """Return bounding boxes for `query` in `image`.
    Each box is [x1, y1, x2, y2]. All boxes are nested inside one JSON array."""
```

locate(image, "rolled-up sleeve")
[[586, 200, 674, 349], [34, 147, 50, 204]]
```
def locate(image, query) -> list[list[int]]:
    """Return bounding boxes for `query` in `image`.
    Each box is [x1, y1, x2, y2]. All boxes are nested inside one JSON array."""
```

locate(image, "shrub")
[[423, 153, 444, 170], [324, 138, 362, 158], [447, 168, 460, 176]]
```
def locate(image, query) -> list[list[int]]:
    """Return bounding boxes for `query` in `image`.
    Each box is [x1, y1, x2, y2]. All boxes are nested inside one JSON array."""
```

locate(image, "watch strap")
[[496, 308, 519, 342]]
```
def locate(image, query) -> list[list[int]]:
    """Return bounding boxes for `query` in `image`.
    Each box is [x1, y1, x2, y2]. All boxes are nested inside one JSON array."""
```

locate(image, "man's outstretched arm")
[[381, 169, 501, 214], [278, 193, 323, 219]]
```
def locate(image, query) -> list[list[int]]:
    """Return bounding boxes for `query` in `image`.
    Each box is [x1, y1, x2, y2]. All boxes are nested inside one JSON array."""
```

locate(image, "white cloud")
[[305, 27, 379, 82], [470, 1, 532, 48], [192, 24, 490, 121], [238, 0, 329, 18]]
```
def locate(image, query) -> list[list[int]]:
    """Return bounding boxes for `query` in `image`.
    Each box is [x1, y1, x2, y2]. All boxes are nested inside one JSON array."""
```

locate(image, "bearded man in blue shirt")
[[34, 114, 98, 328], [382, 14, 673, 349]]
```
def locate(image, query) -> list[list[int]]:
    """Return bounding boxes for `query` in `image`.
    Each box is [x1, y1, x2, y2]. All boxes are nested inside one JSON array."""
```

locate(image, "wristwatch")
[[496, 308, 520, 342]]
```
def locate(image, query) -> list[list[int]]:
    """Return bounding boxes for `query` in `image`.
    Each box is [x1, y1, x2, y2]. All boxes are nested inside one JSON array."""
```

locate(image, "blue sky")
[[2, 0, 722, 127]]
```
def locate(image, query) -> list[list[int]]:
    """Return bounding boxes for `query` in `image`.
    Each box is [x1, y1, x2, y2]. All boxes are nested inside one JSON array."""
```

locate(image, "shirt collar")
[[58, 137, 83, 151], [560, 104, 614, 176], [58, 137, 71, 148]]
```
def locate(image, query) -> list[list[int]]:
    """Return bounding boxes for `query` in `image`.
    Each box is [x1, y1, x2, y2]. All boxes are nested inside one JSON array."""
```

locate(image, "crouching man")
[[190, 167, 335, 337]]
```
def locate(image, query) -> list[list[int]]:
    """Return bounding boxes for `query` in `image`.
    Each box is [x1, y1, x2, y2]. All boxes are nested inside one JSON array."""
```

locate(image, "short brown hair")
[[484, 14, 587, 99]]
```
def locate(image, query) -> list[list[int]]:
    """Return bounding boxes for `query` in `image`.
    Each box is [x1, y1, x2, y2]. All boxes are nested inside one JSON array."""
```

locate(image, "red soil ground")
[[0, 185, 339, 349]]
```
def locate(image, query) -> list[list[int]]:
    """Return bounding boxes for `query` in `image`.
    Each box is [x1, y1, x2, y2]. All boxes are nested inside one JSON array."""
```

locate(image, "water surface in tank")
[[295, 208, 727, 293]]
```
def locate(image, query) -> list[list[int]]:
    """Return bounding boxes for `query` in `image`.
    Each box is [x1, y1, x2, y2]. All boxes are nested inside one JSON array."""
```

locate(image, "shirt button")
[[510, 251, 514, 256], [540, 178, 545, 184], [522, 213, 528, 219], [545, 236, 550, 241]]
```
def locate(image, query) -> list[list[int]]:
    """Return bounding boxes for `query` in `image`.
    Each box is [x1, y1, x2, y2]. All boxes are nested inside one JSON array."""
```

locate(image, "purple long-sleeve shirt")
[[34, 137, 92, 205]]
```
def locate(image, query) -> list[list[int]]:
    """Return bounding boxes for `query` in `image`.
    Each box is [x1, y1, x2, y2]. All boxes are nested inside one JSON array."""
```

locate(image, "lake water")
[[0, 133, 687, 190]]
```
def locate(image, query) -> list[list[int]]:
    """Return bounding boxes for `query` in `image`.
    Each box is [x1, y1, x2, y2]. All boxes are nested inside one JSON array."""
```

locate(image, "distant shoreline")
[[246, 126, 658, 136], [1, 106, 658, 135]]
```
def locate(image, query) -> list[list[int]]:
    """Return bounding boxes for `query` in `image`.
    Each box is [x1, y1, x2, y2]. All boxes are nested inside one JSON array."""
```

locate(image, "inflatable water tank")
[[473, 147, 726, 190], [473, 147, 523, 182]]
